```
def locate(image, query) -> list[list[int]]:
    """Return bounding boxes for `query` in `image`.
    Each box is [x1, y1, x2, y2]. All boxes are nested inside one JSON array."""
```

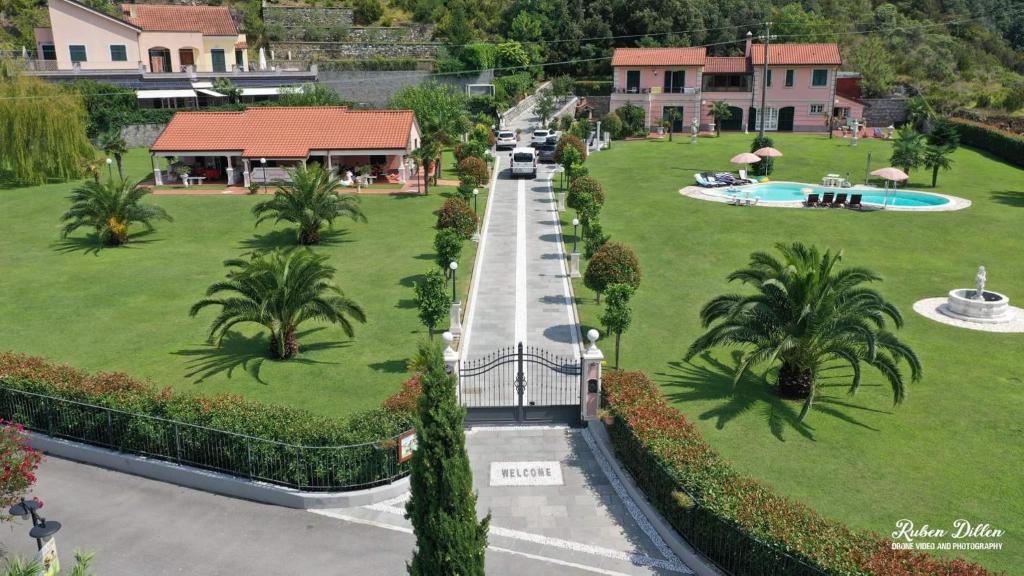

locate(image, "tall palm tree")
[[99, 131, 128, 180], [411, 140, 442, 195], [252, 163, 365, 245], [923, 144, 954, 187], [685, 242, 922, 420], [60, 178, 172, 246], [190, 249, 366, 360], [890, 125, 925, 175], [710, 101, 732, 136]]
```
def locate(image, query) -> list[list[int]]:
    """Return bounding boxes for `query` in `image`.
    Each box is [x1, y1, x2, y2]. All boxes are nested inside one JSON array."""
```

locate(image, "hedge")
[[316, 58, 420, 72], [0, 353, 414, 491], [949, 118, 1024, 169], [574, 80, 613, 96], [602, 370, 998, 576]]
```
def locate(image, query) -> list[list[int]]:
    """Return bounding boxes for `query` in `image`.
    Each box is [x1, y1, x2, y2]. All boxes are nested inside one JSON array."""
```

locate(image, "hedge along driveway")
[[0, 148, 480, 418], [562, 134, 1024, 572]]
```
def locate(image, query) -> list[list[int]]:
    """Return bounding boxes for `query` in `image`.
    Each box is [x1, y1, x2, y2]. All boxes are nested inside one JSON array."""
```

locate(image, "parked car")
[[545, 132, 561, 146], [537, 144, 557, 164], [510, 147, 537, 178], [531, 129, 553, 147], [496, 130, 516, 150]]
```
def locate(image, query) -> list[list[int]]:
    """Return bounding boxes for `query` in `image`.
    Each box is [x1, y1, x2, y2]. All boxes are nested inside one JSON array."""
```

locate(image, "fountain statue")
[[941, 265, 1012, 324], [974, 266, 986, 300]]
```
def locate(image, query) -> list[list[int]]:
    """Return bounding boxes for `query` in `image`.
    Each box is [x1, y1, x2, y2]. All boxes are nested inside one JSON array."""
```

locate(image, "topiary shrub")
[[584, 242, 640, 302], [353, 0, 383, 25], [750, 135, 775, 176], [470, 123, 495, 147], [554, 134, 587, 164], [568, 175, 605, 208], [436, 197, 478, 239], [454, 141, 487, 164], [601, 113, 623, 139], [457, 156, 489, 186]]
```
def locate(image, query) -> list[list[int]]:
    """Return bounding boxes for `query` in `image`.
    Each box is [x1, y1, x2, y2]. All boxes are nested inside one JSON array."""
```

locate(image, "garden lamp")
[[105, 157, 113, 180], [449, 261, 458, 302], [472, 188, 479, 216], [260, 157, 267, 195], [572, 218, 580, 253]]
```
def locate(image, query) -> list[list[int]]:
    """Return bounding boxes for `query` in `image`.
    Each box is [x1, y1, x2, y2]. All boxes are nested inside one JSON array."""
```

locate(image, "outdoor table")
[[185, 176, 206, 187]]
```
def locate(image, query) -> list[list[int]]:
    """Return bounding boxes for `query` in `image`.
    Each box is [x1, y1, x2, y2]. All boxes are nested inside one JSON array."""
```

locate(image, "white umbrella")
[[870, 167, 908, 208], [753, 146, 782, 158], [258, 47, 267, 71], [730, 152, 761, 164]]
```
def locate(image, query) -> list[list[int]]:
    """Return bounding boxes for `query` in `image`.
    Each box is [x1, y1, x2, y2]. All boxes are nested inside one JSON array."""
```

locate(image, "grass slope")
[[0, 148, 482, 418], [566, 133, 1024, 572]]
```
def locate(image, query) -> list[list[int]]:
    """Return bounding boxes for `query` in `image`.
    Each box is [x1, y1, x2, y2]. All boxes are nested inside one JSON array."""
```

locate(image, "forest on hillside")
[[2, 0, 1022, 112]]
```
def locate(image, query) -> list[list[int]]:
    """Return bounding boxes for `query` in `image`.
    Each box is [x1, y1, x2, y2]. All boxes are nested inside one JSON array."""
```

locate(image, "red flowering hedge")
[[602, 370, 997, 576], [1, 419, 42, 512], [382, 374, 421, 416]]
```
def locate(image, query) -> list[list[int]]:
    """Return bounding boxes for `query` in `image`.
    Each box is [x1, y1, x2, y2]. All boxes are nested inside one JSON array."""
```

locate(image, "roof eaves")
[[60, 0, 141, 31]]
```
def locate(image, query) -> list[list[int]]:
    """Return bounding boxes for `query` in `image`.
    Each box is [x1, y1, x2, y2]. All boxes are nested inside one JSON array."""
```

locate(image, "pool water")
[[724, 182, 950, 207]]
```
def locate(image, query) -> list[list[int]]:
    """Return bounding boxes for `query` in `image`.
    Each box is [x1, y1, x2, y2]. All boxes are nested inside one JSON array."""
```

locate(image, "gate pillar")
[[442, 331, 460, 376], [580, 329, 604, 422]]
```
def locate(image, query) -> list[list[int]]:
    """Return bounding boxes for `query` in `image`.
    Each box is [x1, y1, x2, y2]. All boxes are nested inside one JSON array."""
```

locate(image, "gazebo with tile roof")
[[149, 107, 421, 187]]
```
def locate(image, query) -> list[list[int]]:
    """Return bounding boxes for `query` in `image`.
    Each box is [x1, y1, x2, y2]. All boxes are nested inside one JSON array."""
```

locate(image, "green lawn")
[[0, 148, 483, 419], [565, 133, 1024, 572]]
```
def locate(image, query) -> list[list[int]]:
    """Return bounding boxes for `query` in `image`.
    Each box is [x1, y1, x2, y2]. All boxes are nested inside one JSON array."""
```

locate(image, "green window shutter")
[[110, 45, 127, 62], [211, 49, 226, 72], [69, 45, 87, 63], [785, 69, 794, 87], [812, 69, 828, 86]]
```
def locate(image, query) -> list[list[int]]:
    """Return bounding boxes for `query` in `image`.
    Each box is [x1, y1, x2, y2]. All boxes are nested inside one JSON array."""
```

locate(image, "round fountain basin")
[[942, 289, 1012, 323]]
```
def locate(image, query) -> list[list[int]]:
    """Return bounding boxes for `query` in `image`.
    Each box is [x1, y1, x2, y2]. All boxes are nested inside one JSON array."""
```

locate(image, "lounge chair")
[[821, 192, 836, 207], [694, 173, 716, 187], [848, 194, 863, 210], [832, 193, 848, 208], [803, 193, 820, 207], [873, 127, 883, 139]]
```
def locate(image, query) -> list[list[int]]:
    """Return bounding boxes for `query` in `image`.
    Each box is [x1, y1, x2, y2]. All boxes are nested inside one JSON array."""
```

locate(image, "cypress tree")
[[405, 340, 489, 575]]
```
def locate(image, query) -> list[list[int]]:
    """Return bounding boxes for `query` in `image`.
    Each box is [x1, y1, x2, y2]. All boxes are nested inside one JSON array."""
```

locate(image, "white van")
[[510, 147, 537, 179]]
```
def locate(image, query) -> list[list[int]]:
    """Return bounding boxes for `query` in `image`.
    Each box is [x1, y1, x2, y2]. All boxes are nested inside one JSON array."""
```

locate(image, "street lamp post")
[[449, 261, 458, 303], [260, 157, 267, 195], [572, 217, 580, 253], [448, 260, 462, 336], [471, 188, 481, 242], [105, 157, 113, 181], [570, 218, 581, 278], [9, 497, 61, 551], [472, 188, 479, 215]]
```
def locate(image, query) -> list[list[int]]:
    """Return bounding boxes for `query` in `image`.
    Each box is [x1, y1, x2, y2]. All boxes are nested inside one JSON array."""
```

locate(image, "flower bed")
[[601, 370, 997, 576], [0, 353, 413, 491]]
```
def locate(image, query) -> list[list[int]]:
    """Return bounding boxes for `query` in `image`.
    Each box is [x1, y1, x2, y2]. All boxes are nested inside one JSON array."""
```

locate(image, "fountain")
[[940, 266, 1013, 324]]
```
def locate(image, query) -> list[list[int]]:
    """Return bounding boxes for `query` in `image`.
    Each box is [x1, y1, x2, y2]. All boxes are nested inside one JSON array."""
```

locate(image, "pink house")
[[34, 0, 247, 74], [609, 35, 865, 133]]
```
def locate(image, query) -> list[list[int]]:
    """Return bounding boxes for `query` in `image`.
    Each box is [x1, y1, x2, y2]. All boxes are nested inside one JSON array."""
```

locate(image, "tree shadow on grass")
[[238, 228, 352, 252], [172, 328, 349, 384], [990, 190, 1024, 207], [52, 229, 160, 256], [368, 359, 409, 374], [656, 351, 884, 442]]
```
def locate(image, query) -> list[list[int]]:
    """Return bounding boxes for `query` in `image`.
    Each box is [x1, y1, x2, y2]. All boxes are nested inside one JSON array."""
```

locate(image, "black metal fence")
[[607, 417, 829, 576], [0, 386, 411, 492]]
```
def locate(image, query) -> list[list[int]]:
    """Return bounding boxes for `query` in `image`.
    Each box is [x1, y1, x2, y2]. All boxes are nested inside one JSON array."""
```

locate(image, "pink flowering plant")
[[1, 418, 42, 517]]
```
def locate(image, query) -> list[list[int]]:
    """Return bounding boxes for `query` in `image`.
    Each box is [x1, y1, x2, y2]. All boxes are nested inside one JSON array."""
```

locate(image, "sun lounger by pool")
[[803, 193, 820, 207], [694, 173, 719, 187], [847, 194, 863, 210], [832, 193, 848, 208], [821, 192, 836, 207]]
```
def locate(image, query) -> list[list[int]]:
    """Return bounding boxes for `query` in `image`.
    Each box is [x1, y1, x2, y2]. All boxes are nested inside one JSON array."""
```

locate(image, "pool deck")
[[678, 182, 971, 212]]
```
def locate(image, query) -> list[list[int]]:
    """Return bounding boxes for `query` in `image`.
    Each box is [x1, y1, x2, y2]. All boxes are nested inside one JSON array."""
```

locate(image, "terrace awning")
[[196, 89, 226, 97], [137, 89, 196, 99], [240, 87, 284, 96]]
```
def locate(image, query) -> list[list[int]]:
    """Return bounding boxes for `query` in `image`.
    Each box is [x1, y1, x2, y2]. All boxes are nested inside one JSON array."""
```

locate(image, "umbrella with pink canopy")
[[753, 146, 782, 158], [731, 153, 761, 182], [870, 167, 909, 208]]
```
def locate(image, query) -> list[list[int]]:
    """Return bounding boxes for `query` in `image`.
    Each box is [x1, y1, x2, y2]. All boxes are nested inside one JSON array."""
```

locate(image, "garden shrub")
[[554, 134, 587, 165], [568, 175, 605, 207], [353, 0, 383, 25], [615, 103, 646, 136], [583, 242, 641, 300], [457, 156, 489, 186], [0, 353, 414, 490], [602, 370, 996, 576], [950, 118, 1024, 168], [454, 141, 487, 164], [1, 419, 42, 509], [456, 175, 477, 201], [470, 123, 495, 147], [436, 197, 478, 239], [601, 113, 623, 139], [433, 227, 464, 269], [750, 135, 775, 176], [382, 374, 421, 416]]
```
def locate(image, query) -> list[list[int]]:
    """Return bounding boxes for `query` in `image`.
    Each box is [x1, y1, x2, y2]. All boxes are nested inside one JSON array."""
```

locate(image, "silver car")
[[496, 130, 516, 150]]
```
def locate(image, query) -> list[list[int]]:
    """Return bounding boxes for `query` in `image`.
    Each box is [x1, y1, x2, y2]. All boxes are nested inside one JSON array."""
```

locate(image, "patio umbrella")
[[870, 167, 908, 208], [730, 152, 761, 165], [258, 47, 267, 71], [753, 146, 782, 158]]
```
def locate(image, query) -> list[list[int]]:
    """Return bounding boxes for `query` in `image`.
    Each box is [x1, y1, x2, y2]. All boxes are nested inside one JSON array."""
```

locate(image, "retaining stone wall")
[[320, 69, 493, 108], [263, 5, 354, 28], [120, 123, 167, 148], [862, 97, 908, 128], [270, 41, 439, 60]]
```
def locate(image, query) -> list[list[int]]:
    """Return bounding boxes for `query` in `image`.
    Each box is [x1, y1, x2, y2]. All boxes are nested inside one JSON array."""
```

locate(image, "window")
[[765, 69, 772, 87], [211, 49, 226, 72], [40, 44, 56, 60], [234, 49, 244, 69], [833, 107, 851, 118], [663, 70, 686, 93], [812, 69, 828, 86], [109, 44, 127, 62], [626, 70, 641, 92], [785, 69, 794, 87], [810, 104, 824, 114], [69, 45, 87, 63], [754, 107, 778, 130]]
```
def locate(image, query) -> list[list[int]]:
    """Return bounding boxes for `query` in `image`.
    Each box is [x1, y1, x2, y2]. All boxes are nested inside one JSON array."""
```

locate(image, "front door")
[[626, 70, 640, 93], [179, 49, 195, 68], [211, 49, 226, 73], [720, 106, 743, 131], [662, 106, 684, 132], [778, 106, 795, 131]]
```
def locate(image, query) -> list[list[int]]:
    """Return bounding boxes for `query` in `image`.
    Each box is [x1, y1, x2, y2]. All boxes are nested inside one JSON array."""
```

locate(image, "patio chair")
[[832, 193, 848, 208], [848, 194, 863, 210], [694, 173, 713, 187], [803, 193, 820, 207], [821, 192, 836, 207], [873, 128, 884, 139], [737, 169, 755, 184]]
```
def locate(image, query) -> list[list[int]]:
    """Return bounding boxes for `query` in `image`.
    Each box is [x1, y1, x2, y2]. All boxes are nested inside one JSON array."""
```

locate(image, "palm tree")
[[60, 178, 172, 246], [190, 249, 366, 360], [80, 155, 102, 184], [890, 125, 925, 175], [923, 144, 954, 187], [252, 163, 365, 245], [99, 131, 127, 180], [685, 242, 922, 420], [710, 101, 732, 136], [411, 140, 442, 195]]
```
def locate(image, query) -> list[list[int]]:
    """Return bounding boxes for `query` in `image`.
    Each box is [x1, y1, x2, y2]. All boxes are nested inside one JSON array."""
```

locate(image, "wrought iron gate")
[[458, 343, 582, 425]]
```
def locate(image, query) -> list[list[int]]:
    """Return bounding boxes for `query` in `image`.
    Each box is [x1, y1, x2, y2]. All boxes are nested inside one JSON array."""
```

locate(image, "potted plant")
[[597, 407, 614, 425], [247, 180, 261, 195], [171, 162, 192, 186]]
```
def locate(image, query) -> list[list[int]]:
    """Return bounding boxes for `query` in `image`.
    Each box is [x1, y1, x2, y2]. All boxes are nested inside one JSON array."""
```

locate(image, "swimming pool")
[[722, 182, 951, 208]]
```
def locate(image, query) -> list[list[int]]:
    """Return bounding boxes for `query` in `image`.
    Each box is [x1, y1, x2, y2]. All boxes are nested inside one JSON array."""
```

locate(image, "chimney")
[[745, 31, 753, 57]]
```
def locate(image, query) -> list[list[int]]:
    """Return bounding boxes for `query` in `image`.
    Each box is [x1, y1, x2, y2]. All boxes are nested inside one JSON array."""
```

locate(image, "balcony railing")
[[702, 85, 752, 93], [612, 86, 699, 95]]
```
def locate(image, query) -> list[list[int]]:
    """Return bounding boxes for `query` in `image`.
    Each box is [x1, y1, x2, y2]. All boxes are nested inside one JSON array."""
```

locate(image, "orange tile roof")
[[749, 43, 841, 66], [611, 47, 706, 67], [704, 57, 750, 74], [120, 4, 237, 36], [151, 107, 417, 158]]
